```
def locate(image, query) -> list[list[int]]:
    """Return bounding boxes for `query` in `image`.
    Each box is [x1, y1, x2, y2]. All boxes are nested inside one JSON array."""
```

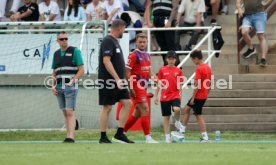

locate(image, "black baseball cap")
[[166, 50, 177, 58]]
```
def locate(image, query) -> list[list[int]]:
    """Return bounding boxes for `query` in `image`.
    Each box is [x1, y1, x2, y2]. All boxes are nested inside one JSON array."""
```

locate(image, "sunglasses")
[[58, 38, 68, 41]]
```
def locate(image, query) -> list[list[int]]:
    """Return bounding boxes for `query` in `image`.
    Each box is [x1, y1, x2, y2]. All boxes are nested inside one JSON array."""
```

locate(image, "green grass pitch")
[[0, 143, 276, 165], [1, 129, 276, 165]]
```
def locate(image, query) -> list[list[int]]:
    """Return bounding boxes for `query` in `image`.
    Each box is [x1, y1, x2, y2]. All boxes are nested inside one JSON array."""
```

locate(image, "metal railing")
[[124, 26, 221, 88], [0, 21, 221, 86]]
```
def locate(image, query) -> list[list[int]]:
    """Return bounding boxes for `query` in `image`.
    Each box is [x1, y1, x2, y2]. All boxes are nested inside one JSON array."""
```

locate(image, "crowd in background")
[[0, 0, 270, 66], [0, 0, 230, 24]]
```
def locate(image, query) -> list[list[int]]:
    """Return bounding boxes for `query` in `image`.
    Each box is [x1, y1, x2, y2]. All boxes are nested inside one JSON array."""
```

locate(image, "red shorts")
[[132, 87, 147, 103]]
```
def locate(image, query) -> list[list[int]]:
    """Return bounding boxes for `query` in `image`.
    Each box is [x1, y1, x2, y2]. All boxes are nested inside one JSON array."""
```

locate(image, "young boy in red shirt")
[[183, 50, 212, 142], [154, 50, 185, 143]]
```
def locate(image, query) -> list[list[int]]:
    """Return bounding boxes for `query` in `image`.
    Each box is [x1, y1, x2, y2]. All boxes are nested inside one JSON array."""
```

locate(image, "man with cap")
[[154, 50, 185, 143]]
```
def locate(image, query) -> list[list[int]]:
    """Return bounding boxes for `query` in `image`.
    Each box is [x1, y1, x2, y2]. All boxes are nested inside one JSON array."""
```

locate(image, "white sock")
[[165, 134, 171, 139], [201, 132, 208, 140], [145, 134, 152, 141]]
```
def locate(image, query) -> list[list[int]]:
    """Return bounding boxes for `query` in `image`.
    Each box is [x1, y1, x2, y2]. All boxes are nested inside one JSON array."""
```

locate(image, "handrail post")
[[147, 28, 151, 54], [208, 27, 212, 67], [236, 14, 241, 64]]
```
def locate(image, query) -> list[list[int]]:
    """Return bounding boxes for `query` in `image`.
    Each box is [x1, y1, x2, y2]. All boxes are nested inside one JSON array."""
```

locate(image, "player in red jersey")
[[182, 50, 212, 143], [154, 50, 185, 143], [124, 33, 158, 143]]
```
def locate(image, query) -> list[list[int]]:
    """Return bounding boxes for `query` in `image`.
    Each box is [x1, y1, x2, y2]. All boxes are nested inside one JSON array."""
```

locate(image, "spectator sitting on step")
[[39, 0, 62, 21], [144, 0, 180, 66], [96, 0, 124, 25], [120, 11, 143, 51], [176, 0, 206, 52], [237, 0, 268, 67], [64, 0, 86, 21], [86, 0, 105, 21], [10, 0, 39, 22]]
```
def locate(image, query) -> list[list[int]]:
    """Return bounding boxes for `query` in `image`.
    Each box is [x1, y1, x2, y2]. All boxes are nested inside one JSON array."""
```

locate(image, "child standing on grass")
[[182, 50, 212, 142], [154, 50, 185, 143]]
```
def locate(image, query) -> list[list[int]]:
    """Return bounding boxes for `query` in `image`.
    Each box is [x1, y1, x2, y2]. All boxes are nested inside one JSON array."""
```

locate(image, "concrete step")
[[223, 34, 276, 44], [185, 114, 276, 123], [267, 14, 276, 24], [209, 90, 276, 98], [208, 53, 274, 65], [202, 107, 276, 115], [240, 54, 276, 65], [151, 62, 245, 77], [205, 98, 276, 107], [184, 122, 276, 132], [213, 82, 276, 90], [247, 65, 276, 74], [151, 52, 275, 67], [214, 74, 276, 82]]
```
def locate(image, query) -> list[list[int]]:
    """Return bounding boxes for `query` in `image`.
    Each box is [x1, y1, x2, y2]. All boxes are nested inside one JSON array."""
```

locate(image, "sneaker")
[[200, 138, 210, 143], [165, 137, 172, 143], [146, 138, 159, 144], [112, 134, 134, 143], [259, 58, 268, 67], [99, 136, 112, 144], [63, 138, 75, 143], [174, 121, 185, 134], [171, 131, 185, 143], [210, 19, 217, 25], [242, 48, 256, 59]]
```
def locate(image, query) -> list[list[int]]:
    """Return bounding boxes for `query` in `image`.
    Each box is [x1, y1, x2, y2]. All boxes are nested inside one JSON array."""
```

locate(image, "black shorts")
[[186, 98, 206, 115], [99, 88, 130, 105], [160, 99, 181, 116]]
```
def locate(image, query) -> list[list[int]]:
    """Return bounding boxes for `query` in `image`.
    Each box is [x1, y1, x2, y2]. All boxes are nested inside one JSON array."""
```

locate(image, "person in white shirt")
[[39, 0, 61, 21], [176, 0, 206, 51], [86, 0, 104, 21], [64, 0, 86, 21], [97, 0, 124, 25]]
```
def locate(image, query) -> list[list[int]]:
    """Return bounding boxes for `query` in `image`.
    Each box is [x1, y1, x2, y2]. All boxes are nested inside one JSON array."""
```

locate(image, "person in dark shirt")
[[237, 0, 268, 66], [10, 0, 39, 22], [98, 19, 133, 144]]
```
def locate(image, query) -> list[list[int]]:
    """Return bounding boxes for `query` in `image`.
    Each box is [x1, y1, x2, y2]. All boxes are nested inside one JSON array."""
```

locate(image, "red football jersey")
[[158, 66, 183, 102], [126, 49, 151, 89], [195, 63, 212, 99]]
